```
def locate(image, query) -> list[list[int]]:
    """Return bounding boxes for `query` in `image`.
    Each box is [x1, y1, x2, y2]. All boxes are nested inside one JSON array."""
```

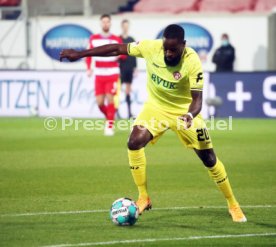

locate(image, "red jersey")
[[85, 34, 124, 76]]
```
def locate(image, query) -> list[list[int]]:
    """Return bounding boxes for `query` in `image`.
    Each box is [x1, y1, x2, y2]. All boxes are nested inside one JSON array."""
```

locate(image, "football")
[[110, 198, 139, 226]]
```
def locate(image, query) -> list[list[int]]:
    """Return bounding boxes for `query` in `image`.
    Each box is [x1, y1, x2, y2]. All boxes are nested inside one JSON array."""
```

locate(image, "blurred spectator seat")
[[254, 0, 276, 12], [0, 0, 21, 6], [0, 0, 21, 19], [134, 0, 199, 13], [119, 0, 139, 12], [199, 0, 255, 12]]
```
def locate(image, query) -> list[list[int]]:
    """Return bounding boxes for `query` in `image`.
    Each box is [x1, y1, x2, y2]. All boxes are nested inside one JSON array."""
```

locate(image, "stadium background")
[[0, 0, 276, 246]]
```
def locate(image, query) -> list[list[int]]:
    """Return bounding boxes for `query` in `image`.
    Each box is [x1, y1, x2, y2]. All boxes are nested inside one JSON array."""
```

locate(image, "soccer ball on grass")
[[110, 198, 139, 226]]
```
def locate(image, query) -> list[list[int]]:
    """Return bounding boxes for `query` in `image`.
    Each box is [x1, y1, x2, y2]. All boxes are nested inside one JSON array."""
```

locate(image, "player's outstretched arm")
[[60, 44, 128, 62]]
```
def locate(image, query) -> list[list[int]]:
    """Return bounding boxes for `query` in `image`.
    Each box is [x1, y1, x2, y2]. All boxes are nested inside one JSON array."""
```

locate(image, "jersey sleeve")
[[127, 40, 153, 58], [189, 52, 204, 91]]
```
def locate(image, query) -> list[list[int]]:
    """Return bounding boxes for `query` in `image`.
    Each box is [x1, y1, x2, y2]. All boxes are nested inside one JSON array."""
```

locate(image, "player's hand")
[[179, 114, 193, 129], [60, 49, 82, 62], [87, 69, 93, 77]]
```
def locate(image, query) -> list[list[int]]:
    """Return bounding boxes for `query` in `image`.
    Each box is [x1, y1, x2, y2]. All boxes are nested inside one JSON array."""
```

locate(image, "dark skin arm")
[[60, 44, 129, 62], [179, 90, 202, 129]]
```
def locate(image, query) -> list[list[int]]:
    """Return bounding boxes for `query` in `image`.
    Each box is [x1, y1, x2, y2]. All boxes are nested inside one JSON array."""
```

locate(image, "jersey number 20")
[[196, 128, 210, 141]]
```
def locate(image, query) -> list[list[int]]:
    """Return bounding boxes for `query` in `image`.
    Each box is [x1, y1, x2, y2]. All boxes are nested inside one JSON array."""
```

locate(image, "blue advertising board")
[[42, 24, 92, 62], [209, 72, 276, 118]]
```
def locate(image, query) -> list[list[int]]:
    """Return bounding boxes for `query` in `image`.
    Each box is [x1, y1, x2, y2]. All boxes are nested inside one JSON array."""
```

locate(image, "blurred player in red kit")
[[86, 14, 124, 136]]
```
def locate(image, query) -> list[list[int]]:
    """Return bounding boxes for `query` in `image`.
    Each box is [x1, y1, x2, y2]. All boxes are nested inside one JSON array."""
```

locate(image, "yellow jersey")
[[127, 39, 203, 115]]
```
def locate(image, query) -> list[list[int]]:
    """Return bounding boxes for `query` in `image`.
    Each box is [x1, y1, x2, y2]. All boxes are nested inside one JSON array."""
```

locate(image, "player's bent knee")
[[194, 148, 217, 168], [127, 138, 145, 150], [127, 126, 153, 150], [202, 154, 217, 168]]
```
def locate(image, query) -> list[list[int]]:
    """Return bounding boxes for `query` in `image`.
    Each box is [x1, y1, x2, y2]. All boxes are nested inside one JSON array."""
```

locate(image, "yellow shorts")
[[133, 103, 213, 150]]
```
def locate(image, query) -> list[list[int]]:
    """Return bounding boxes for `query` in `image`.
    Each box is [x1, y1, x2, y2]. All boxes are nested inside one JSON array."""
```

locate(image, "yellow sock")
[[208, 158, 238, 207], [128, 148, 148, 199]]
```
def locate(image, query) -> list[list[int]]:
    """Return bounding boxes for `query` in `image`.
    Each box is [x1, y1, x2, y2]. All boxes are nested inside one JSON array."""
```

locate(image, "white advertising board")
[[32, 14, 268, 72], [0, 14, 269, 71], [0, 70, 209, 118], [0, 20, 26, 57]]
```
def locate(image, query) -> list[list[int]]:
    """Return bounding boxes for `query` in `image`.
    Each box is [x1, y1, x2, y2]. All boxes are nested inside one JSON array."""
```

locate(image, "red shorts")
[[95, 75, 119, 96]]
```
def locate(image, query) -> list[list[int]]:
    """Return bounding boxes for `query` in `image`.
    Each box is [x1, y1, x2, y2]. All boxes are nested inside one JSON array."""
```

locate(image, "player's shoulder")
[[182, 47, 202, 74], [128, 39, 162, 57], [184, 47, 201, 62], [184, 47, 198, 57], [148, 39, 162, 46], [138, 39, 162, 49]]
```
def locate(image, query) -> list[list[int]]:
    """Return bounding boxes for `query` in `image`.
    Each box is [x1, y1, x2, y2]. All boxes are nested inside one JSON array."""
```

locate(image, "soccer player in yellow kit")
[[60, 24, 247, 223]]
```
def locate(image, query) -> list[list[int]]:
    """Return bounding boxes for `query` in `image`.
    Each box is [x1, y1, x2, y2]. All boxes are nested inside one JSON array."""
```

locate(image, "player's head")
[[163, 24, 186, 67], [100, 14, 111, 33], [121, 19, 129, 34]]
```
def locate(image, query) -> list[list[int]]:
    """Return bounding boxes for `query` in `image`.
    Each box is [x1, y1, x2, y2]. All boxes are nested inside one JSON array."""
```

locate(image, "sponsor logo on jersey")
[[42, 24, 92, 62], [151, 74, 177, 89]]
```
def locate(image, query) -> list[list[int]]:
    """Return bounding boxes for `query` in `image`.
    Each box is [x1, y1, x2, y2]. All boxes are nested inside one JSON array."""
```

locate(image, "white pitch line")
[[41, 233, 276, 247], [1, 205, 275, 217], [0, 209, 108, 217]]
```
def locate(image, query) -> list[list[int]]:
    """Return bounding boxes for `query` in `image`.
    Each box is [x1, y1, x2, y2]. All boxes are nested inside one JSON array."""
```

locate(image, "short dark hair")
[[163, 24, 185, 41], [100, 14, 111, 20]]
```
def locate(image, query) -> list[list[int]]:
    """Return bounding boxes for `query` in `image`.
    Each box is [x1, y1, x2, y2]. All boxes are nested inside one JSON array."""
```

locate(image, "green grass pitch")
[[0, 117, 276, 246]]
